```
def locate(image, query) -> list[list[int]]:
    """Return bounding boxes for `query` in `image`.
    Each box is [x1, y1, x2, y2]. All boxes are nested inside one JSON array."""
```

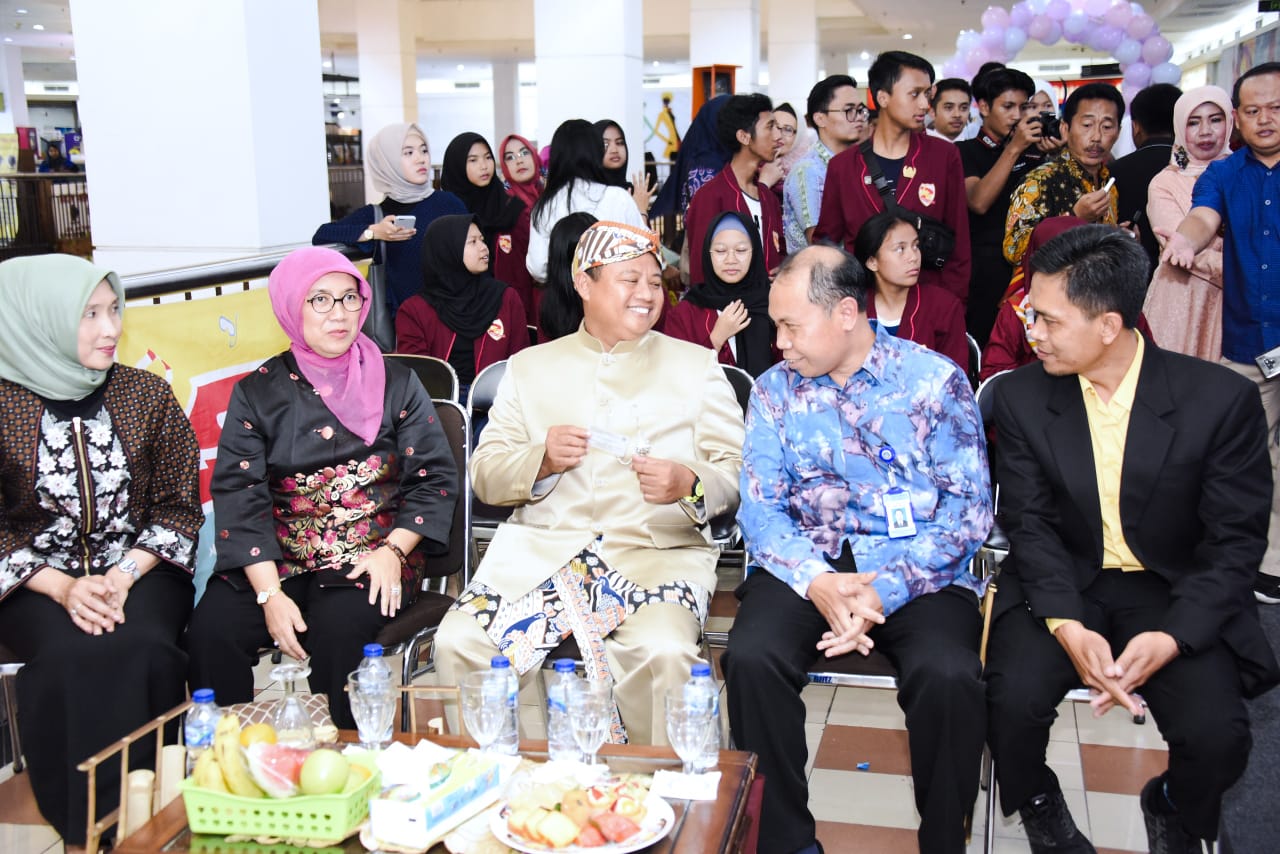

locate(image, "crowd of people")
[[1, 50, 1278, 854]]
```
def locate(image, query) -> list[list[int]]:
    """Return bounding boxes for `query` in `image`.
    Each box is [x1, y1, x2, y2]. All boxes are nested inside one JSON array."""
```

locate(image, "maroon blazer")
[[491, 206, 539, 330], [661, 300, 782, 369], [866, 284, 968, 370], [684, 166, 787, 286], [394, 288, 530, 374], [814, 132, 972, 304]]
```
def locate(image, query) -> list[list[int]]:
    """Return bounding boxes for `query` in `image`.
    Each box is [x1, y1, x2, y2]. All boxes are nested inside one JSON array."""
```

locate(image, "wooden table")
[[114, 733, 758, 853]]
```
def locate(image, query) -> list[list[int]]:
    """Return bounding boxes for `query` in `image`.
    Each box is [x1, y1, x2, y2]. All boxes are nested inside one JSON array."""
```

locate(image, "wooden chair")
[[385, 353, 460, 402]]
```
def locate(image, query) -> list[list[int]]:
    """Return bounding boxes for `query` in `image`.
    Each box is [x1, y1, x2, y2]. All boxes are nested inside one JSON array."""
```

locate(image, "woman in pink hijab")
[[186, 246, 458, 728], [1143, 85, 1234, 361]]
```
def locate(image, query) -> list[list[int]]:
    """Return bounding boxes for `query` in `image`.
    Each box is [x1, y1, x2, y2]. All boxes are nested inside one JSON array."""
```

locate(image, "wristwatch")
[[256, 585, 280, 606], [359, 227, 375, 242], [116, 557, 140, 580], [681, 477, 704, 505]]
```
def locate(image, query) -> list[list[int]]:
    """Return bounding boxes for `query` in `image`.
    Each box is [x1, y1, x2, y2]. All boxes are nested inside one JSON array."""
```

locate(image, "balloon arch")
[[939, 0, 1180, 100]]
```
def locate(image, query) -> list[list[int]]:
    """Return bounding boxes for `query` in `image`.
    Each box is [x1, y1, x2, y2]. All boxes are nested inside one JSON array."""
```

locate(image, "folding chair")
[[966, 332, 983, 388], [386, 353, 460, 402], [0, 644, 23, 772], [466, 360, 514, 559]]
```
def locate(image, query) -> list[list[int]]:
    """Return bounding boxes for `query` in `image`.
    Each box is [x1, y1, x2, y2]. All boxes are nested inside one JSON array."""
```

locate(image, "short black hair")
[[777, 245, 870, 312], [717, 92, 774, 153], [868, 51, 935, 109], [1129, 83, 1181, 136], [931, 78, 971, 108], [1063, 82, 1125, 125], [1233, 61, 1280, 108], [973, 67, 1034, 106], [805, 74, 858, 128], [1029, 224, 1148, 327], [972, 61, 1006, 89], [852, 211, 916, 268], [775, 102, 797, 120]]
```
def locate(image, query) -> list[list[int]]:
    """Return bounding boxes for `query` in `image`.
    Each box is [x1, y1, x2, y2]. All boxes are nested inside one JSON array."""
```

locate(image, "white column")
[[492, 59, 520, 143], [69, 0, 329, 274], [766, 0, 817, 109], [533, 0, 643, 170], [356, 0, 418, 202], [690, 0, 760, 92], [0, 46, 28, 134]]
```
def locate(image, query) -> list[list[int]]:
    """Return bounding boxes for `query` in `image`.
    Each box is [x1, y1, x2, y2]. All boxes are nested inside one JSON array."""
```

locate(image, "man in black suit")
[[1109, 83, 1180, 276], [984, 224, 1279, 854]]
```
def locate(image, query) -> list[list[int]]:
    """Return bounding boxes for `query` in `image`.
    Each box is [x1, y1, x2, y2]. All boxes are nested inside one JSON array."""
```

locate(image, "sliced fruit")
[[239, 722, 277, 748]]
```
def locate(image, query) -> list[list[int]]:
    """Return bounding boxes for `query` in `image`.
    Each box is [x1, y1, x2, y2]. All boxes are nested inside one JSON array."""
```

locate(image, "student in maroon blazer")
[[663, 211, 780, 377], [814, 51, 971, 305], [854, 211, 967, 369], [684, 93, 787, 286], [395, 215, 529, 397]]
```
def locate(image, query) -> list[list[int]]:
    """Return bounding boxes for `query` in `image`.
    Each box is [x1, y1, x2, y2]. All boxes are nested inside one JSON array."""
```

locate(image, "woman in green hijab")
[[0, 254, 202, 850]]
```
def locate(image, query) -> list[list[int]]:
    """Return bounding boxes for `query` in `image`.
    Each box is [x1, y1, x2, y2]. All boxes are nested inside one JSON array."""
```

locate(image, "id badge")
[[883, 488, 917, 539], [587, 428, 629, 459]]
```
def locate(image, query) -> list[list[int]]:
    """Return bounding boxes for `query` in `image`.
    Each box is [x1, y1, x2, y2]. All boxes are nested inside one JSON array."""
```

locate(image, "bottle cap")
[[192, 688, 215, 703], [553, 659, 576, 673], [491, 655, 512, 669], [363, 643, 384, 657], [691, 663, 712, 677]]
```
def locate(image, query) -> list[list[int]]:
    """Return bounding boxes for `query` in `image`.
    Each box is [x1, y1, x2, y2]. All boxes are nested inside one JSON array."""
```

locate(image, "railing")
[[120, 244, 365, 301], [0, 173, 92, 260]]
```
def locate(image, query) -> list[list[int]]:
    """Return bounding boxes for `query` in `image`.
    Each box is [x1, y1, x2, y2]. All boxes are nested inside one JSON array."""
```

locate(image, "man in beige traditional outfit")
[[435, 221, 744, 745]]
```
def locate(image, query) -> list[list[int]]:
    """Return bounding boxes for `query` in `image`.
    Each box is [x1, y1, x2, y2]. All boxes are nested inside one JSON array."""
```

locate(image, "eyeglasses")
[[1239, 103, 1280, 121], [710, 246, 751, 260], [777, 125, 798, 137], [306, 292, 366, 314], [504, 147, 532, 161], [825, 104, 869, 122]]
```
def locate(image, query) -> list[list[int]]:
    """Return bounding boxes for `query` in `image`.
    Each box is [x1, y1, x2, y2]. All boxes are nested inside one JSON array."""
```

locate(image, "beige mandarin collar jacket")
[[469, 325, 745, 600]]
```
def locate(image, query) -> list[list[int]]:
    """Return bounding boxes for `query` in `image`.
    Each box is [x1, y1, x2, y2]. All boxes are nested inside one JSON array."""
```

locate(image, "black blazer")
[[992, 343, 1279, 697]]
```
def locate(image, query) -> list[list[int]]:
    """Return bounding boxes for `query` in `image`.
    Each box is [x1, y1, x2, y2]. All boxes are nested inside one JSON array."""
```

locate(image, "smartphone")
[[393, 215, 416, 230]]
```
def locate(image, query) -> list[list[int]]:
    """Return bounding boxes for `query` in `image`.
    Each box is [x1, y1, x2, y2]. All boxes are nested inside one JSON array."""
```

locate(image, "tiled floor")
[[0, 581, 1165, 854]]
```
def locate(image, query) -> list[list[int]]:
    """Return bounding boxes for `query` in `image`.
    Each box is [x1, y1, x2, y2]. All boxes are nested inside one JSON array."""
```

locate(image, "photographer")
[[1003, 82, 1126, 267], [958, 67, 1056, 343]]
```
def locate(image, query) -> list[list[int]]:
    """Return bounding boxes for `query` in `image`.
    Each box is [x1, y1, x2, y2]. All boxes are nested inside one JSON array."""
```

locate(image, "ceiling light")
[[652, 60, 659, 67], [3, 37, 12, 43], [860, 50, 870, 60], [69, 54, 75, 61], [456, 64, 464, 71], [902, 33, 912, 40], [32, 23, 43, 30], [322, 59, 332, 68], [15, 9, 27, 14]]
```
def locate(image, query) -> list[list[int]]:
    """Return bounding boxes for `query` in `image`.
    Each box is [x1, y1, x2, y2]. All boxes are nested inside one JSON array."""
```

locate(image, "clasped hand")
[[62, 572, 129, 636], [1054, 622, 1176, 717], [809, 571, 885, 658]]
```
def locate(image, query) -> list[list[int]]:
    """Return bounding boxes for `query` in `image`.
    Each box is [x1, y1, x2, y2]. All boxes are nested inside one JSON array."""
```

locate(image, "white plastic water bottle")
[[184, 688, 220, 774], [358, 643, 395, 742], [545, 659, 579, 762], [684, 663, 721, 772], [489, 655, 520, 755]]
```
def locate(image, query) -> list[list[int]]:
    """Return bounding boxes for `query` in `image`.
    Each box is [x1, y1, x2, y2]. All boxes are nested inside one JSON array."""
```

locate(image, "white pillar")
[[766, 0, 817, 110], [533, 0, 643, 172], [690, 0, 760, 93], [356, 0, 418, 203], [0, 46, 28, 134], [69, 0, 329, 274], [492, 59, 520, 144]]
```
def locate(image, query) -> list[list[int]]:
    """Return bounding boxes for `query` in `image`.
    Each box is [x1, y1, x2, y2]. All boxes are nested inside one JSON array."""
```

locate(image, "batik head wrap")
[[572, 221, 664, 277]]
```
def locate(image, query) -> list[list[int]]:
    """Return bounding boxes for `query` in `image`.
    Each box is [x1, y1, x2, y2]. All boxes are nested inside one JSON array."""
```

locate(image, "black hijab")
[[440, 133, 524, 239], [686, 211, 775, 378], [420, 214, 509, 340], [593, 119, 632, 190]]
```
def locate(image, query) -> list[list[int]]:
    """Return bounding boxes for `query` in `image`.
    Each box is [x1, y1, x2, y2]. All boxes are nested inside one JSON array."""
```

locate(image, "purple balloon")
[[981, 26, 1006, 50], [1027, 16, 1052, 40], [1011, 2, 1034, 28], [1005, 26, 1029, 54], [1046, 0, 1072, 21], [957, 28, 982, 54], [1129, 1, 1144, 16], [982, 6, 1011, 29], [1126, 13, 1155, 40], [1039, 19, 1064, 44], [942, 58, 968, 79], [1027, 0, 1051, 12], [1114, 36, 1142, 65], [966, 45, 993, 68], [1095, 25, 1124, 52], [1123, 61, 1152, 89], [1150, 61, 1182, 85], [1062, 10, 1089, 37], [1103, 0, 1132, 28], [1141, 34, 1172, 65], [1083, 0, 1109, 16]]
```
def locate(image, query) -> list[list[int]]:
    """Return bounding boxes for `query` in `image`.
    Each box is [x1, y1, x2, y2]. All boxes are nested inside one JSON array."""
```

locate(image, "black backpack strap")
[[371, 203, 384, 264], [859, 139, 898, 214]]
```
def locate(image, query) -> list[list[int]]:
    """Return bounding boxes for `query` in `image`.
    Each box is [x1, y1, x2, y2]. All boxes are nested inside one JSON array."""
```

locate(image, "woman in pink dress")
[[1143, 85, 1232, 361]]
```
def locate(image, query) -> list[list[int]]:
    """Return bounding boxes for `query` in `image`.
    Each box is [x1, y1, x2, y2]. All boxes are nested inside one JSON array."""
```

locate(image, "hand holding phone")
[[393, 215, 416, 230]]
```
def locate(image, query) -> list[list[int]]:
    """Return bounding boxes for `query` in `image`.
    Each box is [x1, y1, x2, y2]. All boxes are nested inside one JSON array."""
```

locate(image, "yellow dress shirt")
[[1046, 333, 1145, 635]]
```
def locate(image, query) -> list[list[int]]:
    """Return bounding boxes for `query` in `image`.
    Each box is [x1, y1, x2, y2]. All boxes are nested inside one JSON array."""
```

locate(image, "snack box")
[[368, 751, 504, 849]]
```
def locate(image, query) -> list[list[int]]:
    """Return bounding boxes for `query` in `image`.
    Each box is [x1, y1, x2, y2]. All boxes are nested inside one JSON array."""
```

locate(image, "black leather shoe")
[[1018, 788, 1096, 853], [1141, 775, 1209, 854]]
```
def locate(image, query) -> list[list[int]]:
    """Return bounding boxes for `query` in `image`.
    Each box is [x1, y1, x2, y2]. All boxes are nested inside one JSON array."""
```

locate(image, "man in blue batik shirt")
[[724, 244, 993, 854]]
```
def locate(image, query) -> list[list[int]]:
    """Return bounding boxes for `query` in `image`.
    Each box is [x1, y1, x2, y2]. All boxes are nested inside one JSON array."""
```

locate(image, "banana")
[[191, 749, 229, 793], [213, 714, 265, 798]]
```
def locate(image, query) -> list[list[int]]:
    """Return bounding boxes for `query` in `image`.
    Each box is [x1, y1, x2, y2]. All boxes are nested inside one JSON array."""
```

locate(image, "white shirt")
[[525, 181, 645, 282]]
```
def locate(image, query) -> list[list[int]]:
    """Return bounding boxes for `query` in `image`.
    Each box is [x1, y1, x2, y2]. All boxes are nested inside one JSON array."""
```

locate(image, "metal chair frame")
[[0, 655, 22, 772], [385, 353, 460, 402]]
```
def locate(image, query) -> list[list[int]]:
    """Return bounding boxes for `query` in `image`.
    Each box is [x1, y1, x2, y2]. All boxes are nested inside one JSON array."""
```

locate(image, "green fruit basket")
[[179, 762, 380, 841]]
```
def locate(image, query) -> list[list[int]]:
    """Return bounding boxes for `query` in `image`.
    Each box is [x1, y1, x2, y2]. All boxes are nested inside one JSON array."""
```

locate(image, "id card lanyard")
[[877, 445, 917, 539]]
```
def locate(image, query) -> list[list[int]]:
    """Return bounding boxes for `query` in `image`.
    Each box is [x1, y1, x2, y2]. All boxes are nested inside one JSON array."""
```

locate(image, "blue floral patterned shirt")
[[738, 322, 993, 616]]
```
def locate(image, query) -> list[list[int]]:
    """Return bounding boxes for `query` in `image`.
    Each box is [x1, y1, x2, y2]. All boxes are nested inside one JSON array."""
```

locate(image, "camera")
[[1032, 111, 1062, 139]]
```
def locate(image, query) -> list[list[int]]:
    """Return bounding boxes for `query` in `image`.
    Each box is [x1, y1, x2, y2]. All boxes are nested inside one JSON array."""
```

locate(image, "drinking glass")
[[270, 662, 315, 749], [665, 692, 714, 775], [568, 680, 613, 766], [347, 670, 396, 750], [460, 672, 506, 753]]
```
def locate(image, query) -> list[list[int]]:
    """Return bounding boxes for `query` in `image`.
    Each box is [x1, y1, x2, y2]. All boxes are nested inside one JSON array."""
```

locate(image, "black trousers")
[[0, 565, 192, 845], [724, 571, 986, 854], [184, 570, 391, 729], [985, 570, 1250, 840]]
